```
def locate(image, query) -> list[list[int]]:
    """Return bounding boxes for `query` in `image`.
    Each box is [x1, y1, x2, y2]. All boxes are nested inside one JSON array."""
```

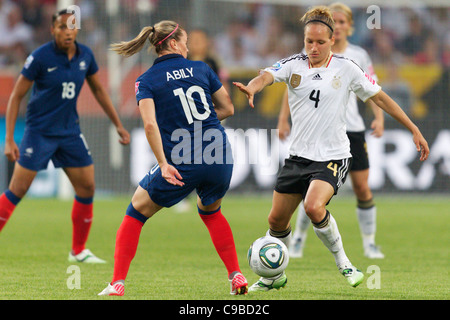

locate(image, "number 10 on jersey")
[[173, 85, 211, 124]]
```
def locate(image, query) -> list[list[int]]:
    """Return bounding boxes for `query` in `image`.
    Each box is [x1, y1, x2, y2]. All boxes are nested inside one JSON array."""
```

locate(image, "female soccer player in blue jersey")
[[0, 9, 130, 263], [98, 20, 248, 296]]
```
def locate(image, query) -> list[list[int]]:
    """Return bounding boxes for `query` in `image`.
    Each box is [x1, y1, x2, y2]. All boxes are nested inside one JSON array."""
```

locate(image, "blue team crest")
[[79, 60, 87, 70], [269, 62, 282, 72]]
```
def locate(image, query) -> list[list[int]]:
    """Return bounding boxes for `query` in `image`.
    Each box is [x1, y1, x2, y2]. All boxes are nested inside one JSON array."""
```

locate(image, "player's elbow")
[[222, 98, 235, 117], [226, 104, 234, 117], [144, 120, 159, 134]]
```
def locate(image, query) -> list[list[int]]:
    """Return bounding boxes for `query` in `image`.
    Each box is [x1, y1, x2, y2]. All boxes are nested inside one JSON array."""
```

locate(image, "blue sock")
[[4, 189, 21, 206], [75, 195, 93, 205], [125, 203, 148, 224]]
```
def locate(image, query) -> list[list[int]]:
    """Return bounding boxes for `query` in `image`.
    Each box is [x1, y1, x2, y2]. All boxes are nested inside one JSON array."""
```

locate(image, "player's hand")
[[4, 140, 19, 162], [370, 118, 384, 137], [233, 82, 255, 108], [277, 119, 291, 141], [117, 126, 131, 145], [413, 131, 429, 161], [160, 163, 184, 186]]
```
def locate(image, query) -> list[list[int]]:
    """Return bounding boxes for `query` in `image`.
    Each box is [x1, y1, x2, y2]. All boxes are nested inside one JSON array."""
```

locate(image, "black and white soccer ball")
[[247, 236, 289, 278]]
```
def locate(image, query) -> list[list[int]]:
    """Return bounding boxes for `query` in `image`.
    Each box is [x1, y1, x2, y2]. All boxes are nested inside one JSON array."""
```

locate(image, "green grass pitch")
[[0, 194, 448, 300]]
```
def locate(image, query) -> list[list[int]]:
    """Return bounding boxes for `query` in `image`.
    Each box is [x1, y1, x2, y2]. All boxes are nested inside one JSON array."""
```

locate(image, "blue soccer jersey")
[[135, 54, 233, 207], [135, 54, 229, 166], [21, 41, 98, 136]]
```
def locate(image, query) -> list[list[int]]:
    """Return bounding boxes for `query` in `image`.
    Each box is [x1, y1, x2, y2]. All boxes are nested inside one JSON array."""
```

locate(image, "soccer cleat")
[[98, 282, 124, 296], [229, 272, 248, 295], [289, 236, 305, 258], [248, 272, 287, 292], [364, 244, 385, 259], [68, 249, 106, 264], [340, 265, 364, 287]]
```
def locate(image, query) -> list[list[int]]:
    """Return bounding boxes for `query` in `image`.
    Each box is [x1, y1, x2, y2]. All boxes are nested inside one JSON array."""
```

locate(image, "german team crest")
[[290, 74, 301, 88], [332, 76, 341, 89]]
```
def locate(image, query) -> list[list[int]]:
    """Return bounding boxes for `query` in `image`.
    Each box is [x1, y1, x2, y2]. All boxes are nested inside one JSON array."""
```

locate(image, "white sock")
[[357, 205, 377, 248], [266, 227, 291, 247], [313, 213, 350, 268], [293, 201, 311, 241]]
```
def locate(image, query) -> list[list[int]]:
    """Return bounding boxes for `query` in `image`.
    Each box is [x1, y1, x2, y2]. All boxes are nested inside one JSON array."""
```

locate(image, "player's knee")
[[303, 200, 325, 223], [8, 185, 29, 199], [74, 181, 95, 198], [267, 212, 289, 231], [9, 181, 31, 198]]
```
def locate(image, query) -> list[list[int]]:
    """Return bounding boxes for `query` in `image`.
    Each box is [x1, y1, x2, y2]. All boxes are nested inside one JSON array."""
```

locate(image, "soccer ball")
[[247, 236, 289, 278]]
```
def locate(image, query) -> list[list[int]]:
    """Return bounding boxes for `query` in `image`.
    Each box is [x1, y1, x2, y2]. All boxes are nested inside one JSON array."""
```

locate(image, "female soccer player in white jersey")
[[280, 3, 386, 260], [234, 6, 429, 291], [98, 21, 248, 296]]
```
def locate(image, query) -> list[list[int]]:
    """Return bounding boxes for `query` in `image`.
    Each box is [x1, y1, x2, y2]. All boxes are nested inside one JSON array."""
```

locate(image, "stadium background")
[[0, 0, 448, 198]]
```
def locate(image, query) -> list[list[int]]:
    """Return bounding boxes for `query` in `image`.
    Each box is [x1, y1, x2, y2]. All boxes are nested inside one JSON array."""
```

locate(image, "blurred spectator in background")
[[400, 13, 429, 60], [188, 29, 221, 76], [188, 28, 230, 92], [0, 3, 33, 68], [82, 17, 107, 62], [19, 0, 55, 45], [258, 16, 288, 66], [367, 29, 404, 65], [413, 35, 441, 65], [20, 0, 43, 28], [381, 59, 413, 122], [214, 18, 261, 69], [443, 32, 450, 67]]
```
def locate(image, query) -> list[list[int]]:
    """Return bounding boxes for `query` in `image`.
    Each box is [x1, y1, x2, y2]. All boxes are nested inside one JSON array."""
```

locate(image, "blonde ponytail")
[[110, 20, 183, 57], [110, 26, 154, 57]]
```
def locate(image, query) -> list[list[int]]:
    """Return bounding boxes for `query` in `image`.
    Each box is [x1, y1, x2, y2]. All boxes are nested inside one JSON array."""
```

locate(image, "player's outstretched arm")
[[233, 71, 274, 108], [86, 73, 130, 145], [139, 98, 184, 186], [4, 75, 33, 162], [370, 90, 429, 161], [277, 89, 291, 141]]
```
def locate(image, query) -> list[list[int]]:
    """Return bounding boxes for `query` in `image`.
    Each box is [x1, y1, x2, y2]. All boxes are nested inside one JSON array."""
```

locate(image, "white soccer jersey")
[[339, 44, 379, 132], [264, 52, 381, 161]]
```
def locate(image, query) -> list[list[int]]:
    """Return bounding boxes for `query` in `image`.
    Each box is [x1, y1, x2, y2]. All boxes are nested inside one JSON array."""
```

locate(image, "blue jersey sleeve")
[[206, 63, 222, 94], [135, 77, 153, 104], [21, 53, 41, 81], [86, 49, 99, 77]]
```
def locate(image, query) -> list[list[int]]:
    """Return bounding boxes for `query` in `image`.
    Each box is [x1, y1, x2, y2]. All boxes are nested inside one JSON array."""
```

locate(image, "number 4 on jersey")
[[309, 89, 320, 108]]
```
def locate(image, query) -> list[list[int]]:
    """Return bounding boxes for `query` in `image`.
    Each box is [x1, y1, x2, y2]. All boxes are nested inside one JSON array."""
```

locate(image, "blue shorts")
[[139, 162, 233, 208], [18, 129, 93, 171]]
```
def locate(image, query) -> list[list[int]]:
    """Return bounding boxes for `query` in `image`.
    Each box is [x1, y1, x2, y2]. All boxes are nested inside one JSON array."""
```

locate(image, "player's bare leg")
[[8, 163, 37, 198], [267, 191, 302, 244], [305, 180, 364, 287], [64, 165, 95, 199]]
